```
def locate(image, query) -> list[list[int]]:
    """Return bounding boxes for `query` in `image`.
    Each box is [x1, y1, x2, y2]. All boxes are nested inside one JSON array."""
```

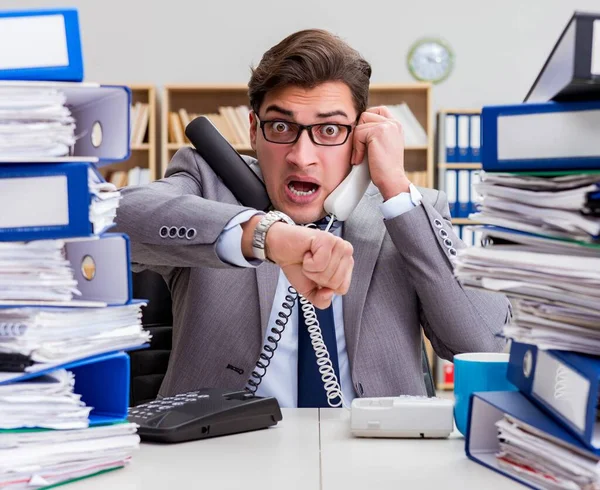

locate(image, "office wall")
[[1, 0, 595, 110]]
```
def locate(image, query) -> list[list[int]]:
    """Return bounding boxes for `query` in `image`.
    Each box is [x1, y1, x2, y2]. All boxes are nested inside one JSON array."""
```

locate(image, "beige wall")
[[1, 0, 596, 111]]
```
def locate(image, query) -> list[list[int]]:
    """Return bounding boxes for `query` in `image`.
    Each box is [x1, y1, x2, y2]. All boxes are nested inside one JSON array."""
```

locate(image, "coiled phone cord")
[[246, 286, 347, 408], [245, 215, 348, 409], [245, 286, 296, 395]]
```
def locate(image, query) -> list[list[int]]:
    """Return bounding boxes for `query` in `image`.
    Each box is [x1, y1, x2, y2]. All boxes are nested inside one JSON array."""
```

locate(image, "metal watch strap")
[[252, 211, 295, 263]]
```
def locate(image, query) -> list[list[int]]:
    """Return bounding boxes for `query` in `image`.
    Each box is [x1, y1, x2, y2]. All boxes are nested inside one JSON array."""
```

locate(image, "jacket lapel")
[[255, 261, 280, 341], [342, 193, 386, 369]]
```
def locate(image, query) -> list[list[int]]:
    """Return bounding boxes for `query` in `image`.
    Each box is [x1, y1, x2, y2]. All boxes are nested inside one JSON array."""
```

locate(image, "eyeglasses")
[[256, 116, 353, 146]]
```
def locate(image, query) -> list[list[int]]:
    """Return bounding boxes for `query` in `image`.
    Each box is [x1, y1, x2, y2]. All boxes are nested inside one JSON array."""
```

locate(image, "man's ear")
[[249, 111, 258, 150]]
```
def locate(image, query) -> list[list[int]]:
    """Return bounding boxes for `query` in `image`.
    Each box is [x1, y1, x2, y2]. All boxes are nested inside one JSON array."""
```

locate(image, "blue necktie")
[[297, 299, 341, 408]]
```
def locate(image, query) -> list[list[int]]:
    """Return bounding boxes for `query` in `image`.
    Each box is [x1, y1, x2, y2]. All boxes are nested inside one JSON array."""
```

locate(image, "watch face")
[[407, 38, 454, 84]]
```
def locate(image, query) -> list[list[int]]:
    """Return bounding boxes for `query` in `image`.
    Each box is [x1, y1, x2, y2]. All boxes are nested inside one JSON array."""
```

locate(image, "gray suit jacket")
[[113, 147, 510, 398]]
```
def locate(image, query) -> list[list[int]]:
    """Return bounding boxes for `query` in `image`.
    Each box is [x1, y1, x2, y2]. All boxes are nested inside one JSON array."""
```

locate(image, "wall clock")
[[407, 38, 454, 84]]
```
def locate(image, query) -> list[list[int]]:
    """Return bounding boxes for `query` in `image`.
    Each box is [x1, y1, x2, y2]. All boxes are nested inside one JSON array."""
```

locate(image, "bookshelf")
[[436, 108, 482, 228], [161, 83, 433, 185], [99, 84, 157, 187]]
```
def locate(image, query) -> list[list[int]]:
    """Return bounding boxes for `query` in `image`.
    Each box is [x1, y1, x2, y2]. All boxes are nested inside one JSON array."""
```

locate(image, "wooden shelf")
[[161, 83, 433, 185], [98, 84, 157, 187], [438, 163, 481, 169], [167, 142, 253, 153], [452, 218, 478, 225]]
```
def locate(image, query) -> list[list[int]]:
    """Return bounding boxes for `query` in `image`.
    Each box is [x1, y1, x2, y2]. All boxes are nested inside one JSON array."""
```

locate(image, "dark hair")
[[248, 29, 372, 117]]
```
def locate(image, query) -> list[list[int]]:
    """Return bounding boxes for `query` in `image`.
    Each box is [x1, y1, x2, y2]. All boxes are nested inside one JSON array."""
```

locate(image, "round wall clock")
[[407, 38, 454, 84]]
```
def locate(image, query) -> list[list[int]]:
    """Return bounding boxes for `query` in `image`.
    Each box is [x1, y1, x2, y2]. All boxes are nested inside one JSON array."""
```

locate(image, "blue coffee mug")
[[453, 352, 517, 436]]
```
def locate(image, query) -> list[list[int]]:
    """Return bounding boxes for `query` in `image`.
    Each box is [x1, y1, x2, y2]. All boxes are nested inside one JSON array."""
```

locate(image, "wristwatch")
[[252, 210, 295, 263]]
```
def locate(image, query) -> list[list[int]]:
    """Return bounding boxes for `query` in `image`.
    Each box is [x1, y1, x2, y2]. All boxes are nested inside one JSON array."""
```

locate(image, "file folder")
[[525, 11, 600, 103], [0, 81, 130, 164], [457, 169, 470, 217], [466, 391, 600, 489], [470, 115, 481, 162], [481, 100, 600, 171], [444, 114, 457, 163], [0, 8, 83, 82], [0, 234, 136, 308], [0, 161, 115, 241], [507, 341, 600, 451], [0, 351, 131, 425], [64, 234, 134, 306], [457, 114, 470, 162], [445, 169, 458, 217]]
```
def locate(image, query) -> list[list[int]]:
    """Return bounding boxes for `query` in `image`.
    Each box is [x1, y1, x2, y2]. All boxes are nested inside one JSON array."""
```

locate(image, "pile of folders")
[[0, 7, 150, 489], [454, 11, 600, 490]]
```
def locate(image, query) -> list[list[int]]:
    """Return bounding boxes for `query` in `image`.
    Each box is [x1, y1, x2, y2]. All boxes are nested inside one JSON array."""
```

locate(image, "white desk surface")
[[67, 408, 521, 490]]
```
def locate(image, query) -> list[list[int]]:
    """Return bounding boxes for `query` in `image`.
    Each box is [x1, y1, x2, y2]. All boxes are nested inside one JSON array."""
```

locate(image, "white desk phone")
[[129, 116, 455, 444]]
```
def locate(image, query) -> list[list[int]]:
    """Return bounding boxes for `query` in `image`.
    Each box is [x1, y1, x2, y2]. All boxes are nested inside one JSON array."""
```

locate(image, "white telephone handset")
[[323, 158, 371, 224]]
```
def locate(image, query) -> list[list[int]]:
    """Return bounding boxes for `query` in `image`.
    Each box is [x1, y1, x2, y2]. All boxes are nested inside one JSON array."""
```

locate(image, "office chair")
[[128, 270, 437, 405], [129, 270, 173, 406]]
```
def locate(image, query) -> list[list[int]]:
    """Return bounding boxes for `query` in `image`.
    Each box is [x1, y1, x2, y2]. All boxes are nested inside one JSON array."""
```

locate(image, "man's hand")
[[267, 223, 354, 309], [241, 217, 353, 309], [351, 106, 412, 201]]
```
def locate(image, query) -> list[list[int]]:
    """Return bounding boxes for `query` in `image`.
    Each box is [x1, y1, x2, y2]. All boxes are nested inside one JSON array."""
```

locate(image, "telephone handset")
[[185, 115, 371, 409]]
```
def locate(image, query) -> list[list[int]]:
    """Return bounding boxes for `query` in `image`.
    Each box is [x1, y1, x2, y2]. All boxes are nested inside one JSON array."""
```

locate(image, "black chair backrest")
[[130, 270, 173, 406]]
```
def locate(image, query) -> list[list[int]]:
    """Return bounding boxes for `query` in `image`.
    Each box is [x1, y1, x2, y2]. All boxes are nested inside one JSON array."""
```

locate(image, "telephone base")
[[350, 395, 454, 439], [351, 429, 453, 439]]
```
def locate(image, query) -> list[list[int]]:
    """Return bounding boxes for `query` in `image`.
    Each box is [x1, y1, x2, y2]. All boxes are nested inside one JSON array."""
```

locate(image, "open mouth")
[[287, 181, 320, 196]]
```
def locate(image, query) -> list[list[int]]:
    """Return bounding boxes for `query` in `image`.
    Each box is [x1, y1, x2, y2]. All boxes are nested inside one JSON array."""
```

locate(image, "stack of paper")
[[0, 424, 139, 490], [494, 414, 600, 489], [0, 369, 90, 429], [0, 241, 79, 303], [455, 169, 600, 355], [471, 172, 600, 242], [0, 87, 76, 158], [0, 303, 149, 375], [455, 241, 600, 353], [0, 369, 140, 489], [88, 169, 121, 234]]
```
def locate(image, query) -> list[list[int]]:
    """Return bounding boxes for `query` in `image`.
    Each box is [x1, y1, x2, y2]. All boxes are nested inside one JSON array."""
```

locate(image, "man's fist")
[[241, 216, 354, 309], [266, 223, 354, 309]]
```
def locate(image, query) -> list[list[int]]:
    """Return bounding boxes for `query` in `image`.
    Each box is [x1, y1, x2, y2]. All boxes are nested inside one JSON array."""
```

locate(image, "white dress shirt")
[[215, 191, 419, 407]]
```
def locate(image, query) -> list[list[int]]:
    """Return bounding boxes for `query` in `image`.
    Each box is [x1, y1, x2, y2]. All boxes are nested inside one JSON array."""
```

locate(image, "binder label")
[[0, 175, 68, 228], [0, 15, 68, 70], [593, 20, 600, 75], [533, 350, 589, 432]]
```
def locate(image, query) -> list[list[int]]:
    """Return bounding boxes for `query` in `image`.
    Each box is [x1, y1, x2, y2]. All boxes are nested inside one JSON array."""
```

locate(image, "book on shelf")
[[105, 166, 151, 188], [129, 102, 149, 146], [169, 105, 251, 147], [385, 103, 428, 146]]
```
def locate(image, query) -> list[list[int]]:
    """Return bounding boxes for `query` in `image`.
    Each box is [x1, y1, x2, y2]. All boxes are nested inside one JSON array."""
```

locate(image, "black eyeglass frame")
[[256, 116, 355, 147]]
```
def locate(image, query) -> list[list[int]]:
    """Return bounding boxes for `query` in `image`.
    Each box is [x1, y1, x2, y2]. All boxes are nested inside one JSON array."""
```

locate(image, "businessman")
[[114, 28, 511, 407]]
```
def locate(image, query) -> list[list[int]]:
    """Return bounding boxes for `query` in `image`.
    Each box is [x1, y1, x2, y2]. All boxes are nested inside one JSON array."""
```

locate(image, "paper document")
[[495, 415, 600, 489], [0, 87, 76, 158], [0, 240, 80, 302]]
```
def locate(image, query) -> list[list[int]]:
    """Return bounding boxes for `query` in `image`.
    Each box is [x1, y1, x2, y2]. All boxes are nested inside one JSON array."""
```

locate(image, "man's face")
[[249, 81, 357, 225]]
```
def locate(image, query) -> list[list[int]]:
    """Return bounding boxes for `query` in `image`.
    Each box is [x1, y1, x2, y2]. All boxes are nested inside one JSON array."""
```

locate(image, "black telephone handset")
[[185, 116, 272, 212]]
